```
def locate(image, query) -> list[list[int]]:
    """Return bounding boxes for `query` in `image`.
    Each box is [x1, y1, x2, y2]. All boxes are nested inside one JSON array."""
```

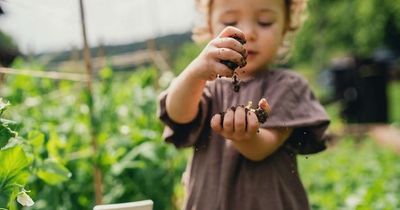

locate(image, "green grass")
[[299, 138, 400, 210]]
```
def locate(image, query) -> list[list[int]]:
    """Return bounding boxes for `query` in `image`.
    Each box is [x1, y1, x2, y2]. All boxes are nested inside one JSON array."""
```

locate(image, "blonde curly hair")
[[192, 0, 308, 62]]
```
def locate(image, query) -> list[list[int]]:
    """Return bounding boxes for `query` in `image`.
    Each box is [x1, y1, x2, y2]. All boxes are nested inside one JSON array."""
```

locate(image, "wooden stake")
[[79, 0, 103, 204], [0, 67, 89, 82]]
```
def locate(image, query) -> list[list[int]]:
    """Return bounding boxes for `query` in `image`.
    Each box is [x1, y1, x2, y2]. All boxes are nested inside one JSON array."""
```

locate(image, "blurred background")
[[0, 0, 399, 209]]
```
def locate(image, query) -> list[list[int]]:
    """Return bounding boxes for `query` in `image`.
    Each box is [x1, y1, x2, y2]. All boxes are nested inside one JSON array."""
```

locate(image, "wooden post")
[[0, 67, 89, 82], [78, 0, 103, 204]]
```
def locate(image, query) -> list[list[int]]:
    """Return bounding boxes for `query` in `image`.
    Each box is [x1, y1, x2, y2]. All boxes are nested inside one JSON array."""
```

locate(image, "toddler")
[[158, 0, 330, 209]]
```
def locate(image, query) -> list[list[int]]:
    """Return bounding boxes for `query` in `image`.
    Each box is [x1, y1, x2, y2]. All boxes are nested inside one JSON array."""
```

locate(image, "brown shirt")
[[158, 69, 330, 210]]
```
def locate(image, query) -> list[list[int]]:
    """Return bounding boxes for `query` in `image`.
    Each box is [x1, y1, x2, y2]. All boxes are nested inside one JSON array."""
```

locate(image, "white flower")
[[119, 125, 130, 135], [17, 191, 34, 207]]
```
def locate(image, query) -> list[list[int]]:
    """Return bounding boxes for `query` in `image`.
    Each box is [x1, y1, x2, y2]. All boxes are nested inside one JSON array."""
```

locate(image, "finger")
[[209, 48, 246, 68], [212, 37, 248, 58], [214, 62, 234, 77], [211, 114, 223, 132], [234, 106, 246, 135], [223, 108, 235, 133], [246, 111, 259, 134], [218, 26, 246, 44], [258, 98, 271, 113]]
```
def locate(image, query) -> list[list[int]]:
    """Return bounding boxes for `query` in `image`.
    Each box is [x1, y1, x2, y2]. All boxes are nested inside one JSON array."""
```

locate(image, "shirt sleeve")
[[157, 84, 212, 148], [262, 71, 330, 154]]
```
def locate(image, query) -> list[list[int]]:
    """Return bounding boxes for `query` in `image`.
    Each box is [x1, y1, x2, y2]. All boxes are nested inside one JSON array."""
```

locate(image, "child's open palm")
[[210, 99, 270, 142]]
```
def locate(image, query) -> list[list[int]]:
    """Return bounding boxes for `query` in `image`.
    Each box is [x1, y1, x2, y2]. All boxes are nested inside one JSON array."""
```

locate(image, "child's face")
[[210, 0, 287, 73]]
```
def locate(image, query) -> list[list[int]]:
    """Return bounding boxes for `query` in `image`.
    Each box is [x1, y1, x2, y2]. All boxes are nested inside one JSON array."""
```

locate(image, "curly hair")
[[192, 0, 308, 62]]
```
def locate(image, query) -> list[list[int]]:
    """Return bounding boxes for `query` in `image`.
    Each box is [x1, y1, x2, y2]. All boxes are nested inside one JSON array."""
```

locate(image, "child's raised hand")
[[210, 105, 259, 142], [189, 26, 248, 81]]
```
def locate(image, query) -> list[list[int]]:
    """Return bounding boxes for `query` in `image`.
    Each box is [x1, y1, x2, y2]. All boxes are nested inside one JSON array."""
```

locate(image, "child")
[[158, 0, 330, 209]]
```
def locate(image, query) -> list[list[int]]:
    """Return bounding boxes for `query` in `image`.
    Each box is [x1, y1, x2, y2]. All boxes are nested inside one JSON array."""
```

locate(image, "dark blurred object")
[[327, 50, 398, 123], [0, 42, 20, 66], [0, 4, 20, 67]]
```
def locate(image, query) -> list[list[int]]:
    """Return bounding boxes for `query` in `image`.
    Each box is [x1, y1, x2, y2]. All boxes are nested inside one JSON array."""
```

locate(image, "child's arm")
[[210, 99, 292, 161], [166, 26, 247, 123], [165, 68, 207, 123]]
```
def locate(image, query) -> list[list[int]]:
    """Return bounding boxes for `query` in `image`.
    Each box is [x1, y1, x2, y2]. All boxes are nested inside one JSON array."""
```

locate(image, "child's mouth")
[[247, 50, 258, 57]]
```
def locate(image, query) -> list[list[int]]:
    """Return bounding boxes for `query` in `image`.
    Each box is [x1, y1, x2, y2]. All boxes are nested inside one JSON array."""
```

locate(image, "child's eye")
[[223, 22, 237, 26], [258, 22, 273, 27]]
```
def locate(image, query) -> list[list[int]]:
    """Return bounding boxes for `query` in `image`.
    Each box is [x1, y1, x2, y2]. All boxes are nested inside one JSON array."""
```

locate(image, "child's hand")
[[210, 105, 259, 142], [189, 26, 248, 81]]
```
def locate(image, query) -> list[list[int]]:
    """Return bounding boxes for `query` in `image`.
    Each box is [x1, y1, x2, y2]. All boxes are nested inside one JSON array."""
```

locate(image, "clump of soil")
[[220, 35, 247, 92]]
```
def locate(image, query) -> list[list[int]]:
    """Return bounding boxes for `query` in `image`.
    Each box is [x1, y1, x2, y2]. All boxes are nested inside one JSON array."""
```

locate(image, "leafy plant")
[[0, 97, 72, 210], [0, 99, 31, 209], [1, 62, 187, 210]]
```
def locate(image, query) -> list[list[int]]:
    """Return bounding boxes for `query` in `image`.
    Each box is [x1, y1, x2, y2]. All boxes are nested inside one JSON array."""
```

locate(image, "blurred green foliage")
[[1, 62, 187, 210], [172, 42, 203, 75], [1, 98, 69, 210], [0, 99, 26, 210], [291, 0, 400, 68], [299, 139, 400, 209]]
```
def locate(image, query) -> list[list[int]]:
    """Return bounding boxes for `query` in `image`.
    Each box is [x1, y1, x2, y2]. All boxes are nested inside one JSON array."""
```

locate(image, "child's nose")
[[241, 24, 257, 41]]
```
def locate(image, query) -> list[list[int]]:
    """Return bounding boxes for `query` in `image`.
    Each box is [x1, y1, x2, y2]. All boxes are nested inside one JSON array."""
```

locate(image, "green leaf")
[[0, 98, 9, 115], [0, 119, 19, 132], [36, 159, 71, 185], [1, 137, 23, 151], [0, 146, 30, 179], [0, 126, 17, 149], [0, 146, 30, 206], [46, 131, 63, 161], [28, 131, 45, 147], [99, 66, 113, 80], [0, 99, 18, 149]]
